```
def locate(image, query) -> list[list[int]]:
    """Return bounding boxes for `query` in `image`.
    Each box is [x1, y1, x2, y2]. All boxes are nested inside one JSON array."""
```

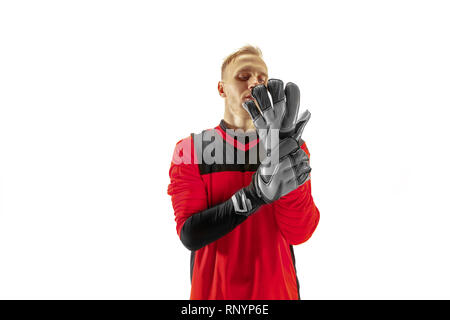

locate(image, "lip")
[[243, 96, 255, 101]]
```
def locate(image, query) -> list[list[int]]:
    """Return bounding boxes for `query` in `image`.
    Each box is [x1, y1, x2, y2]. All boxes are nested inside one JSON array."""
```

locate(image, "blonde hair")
[[221, 45, 264, 80]]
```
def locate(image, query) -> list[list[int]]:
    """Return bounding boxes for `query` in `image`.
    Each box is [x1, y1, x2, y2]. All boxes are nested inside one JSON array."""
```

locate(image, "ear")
[[218, 81, 226, 98]]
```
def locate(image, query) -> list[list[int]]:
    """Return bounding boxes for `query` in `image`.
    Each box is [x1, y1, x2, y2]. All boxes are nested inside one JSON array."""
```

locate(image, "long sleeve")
[[167, 137, 208, 237], [272, 141, 320, 245], [167, 137, 252, 251], [178, 199, 248, 251]]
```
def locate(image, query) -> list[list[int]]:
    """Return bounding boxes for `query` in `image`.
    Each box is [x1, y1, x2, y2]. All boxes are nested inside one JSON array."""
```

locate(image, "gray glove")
[[253, 124, 311, 203], [243, 79, 309, 152], [231, 79, 312, 214]]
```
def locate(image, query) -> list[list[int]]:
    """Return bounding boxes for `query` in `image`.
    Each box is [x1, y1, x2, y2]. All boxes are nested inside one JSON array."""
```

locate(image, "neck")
[[223, 107, 255, 132]]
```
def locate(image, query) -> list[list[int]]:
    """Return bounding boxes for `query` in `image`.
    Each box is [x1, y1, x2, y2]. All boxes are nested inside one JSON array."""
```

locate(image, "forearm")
[[180, 182, 264, 251]]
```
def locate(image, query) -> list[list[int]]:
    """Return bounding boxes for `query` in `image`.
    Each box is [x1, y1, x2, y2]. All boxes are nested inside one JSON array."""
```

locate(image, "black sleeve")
[[179, 183, 264, 251]]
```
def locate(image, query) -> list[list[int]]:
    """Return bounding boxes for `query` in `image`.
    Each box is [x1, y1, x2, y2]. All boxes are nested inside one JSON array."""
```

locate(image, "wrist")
[[231, 175, 265, 216]]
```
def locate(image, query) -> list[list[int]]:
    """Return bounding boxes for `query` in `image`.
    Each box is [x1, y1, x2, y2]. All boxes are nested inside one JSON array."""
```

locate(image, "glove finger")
[[267, 79, 286, 126], [287, 148, 309, 168], [294, 161, 311, 177], [278, 137, 299, 159], [267, 79, 285, 104], [292, 110, 311, 142], [251, 84, 272, 112], [283, 82, 300, 134], [242, 100, 263, 122], [297, 169, 311, 185]]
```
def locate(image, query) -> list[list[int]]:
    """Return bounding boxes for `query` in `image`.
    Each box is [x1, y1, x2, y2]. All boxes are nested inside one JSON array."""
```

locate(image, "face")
[[219, 54, 269, 119]]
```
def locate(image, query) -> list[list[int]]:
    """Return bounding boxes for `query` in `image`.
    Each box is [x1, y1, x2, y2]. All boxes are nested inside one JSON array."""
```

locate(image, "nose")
[[248, 76, 260, 91]]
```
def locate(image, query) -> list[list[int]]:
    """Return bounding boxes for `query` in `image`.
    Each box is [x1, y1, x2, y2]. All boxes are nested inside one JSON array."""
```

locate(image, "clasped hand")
[[242, 79, 312, 203]]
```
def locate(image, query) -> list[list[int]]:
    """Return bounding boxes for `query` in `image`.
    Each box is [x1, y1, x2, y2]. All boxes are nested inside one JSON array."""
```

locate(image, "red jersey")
[[167, 121, 320, 299]]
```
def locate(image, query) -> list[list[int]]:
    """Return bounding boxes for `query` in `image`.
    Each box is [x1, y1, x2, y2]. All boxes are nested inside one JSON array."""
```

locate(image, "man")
[[167, 45, 319, 300]]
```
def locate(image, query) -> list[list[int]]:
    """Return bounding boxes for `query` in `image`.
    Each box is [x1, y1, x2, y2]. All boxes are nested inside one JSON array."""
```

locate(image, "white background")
[[1, 0, 449, 299]]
